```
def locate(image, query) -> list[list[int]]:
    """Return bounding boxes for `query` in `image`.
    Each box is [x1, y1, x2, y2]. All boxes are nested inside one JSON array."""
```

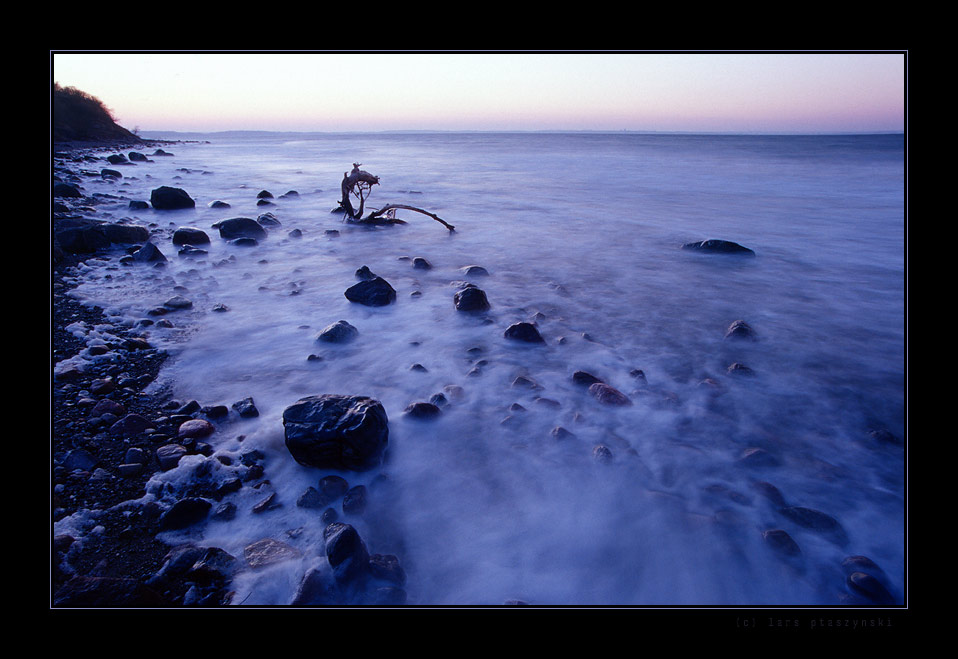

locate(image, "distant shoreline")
[[139, 129, 905, 139]]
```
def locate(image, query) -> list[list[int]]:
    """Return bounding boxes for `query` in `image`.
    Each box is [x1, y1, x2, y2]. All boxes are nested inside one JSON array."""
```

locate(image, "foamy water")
[[58, 132, 906, 605]]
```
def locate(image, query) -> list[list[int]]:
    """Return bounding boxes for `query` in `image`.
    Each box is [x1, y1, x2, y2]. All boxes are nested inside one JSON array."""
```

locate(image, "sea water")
[[58, 132, 906, 606]]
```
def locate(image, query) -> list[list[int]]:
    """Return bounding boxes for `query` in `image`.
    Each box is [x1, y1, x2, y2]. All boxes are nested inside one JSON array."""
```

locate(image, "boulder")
[[150, 186, 195, 210], [54, 182, 83, 198], [504, 322, 544, 344], [324, 522, 370, 581], [282, 394, 389, 471], [682, 239, 755, 256], [212, 217, 267, 241], [317, 320, 359, 344], [454, 285, 491, 312], [172, 227, 211, 246], [344, 277, 396, 306], [132, 241, 167, 263], [103, 223, 150, 244], [55, 219, 110, 254]]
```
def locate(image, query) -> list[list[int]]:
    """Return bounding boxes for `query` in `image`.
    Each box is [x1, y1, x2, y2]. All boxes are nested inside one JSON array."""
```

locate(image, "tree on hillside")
[[53, 83, 141, 143]]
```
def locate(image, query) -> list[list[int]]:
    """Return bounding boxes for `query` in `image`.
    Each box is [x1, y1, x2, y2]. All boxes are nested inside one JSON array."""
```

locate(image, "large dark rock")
[[682, 239, 755, 256], [344, 277, 396, 307], [172, 227, 211, 246], [504, 322, 544, 343], [324, 522, 370, 582], [454, 285, 491, 312], [283, 394, 389, 471], [103, 223, 150, 244], [54, 182, 83, 198], [55, 218, 110, 254], [212, 217, 267, 241], [150, 186, 195, 210]]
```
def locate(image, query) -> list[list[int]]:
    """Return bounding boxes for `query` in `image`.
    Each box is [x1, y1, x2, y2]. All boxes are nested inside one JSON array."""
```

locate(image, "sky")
[[51, 52, 906, 134]]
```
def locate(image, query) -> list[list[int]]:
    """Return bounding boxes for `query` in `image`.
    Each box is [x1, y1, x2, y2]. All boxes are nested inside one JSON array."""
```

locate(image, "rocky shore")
[[52, 140, 206, 605], [51, 141, 410, 607]]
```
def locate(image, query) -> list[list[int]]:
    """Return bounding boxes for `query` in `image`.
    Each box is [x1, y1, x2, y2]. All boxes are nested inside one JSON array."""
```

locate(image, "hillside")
[[53, 83, 142, 145]]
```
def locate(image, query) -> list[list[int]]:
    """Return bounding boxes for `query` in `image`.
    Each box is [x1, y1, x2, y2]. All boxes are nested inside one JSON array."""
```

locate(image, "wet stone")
[[317, 320, 359, 344], [588, 383, 632, 406], [725, 319, 757, 341], [342, 485, 368, 516], [762, 529, 801, 558], [847, 571, 895, 605], [404, 401, 442, 419], [344, 276, 396, 306], [319, 475, 350, 499], [159, 497, 212, 531], [504, 322, 544, 344], [592, 444, 614, 464], [572, 370, 604, 386], [244, 538, 301, 569], [297, 487, 330, 509]]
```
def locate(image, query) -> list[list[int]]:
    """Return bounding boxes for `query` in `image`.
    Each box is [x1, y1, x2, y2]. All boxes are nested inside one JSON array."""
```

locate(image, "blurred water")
[[63, 131, 905, 605]]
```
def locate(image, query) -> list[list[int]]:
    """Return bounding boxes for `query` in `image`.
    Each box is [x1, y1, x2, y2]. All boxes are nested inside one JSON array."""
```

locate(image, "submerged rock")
[[317, 320, 359, 344], [344, 276, 396, 306], [846, 571, 895, 605], [779, 506, 849, 546], [588, 383, 632, 406], [682, 239, 755, 256], [283, 394, 389, 470], [725, 320, 758, 341], [504, 322, 544, 344], [762, 528, 801, 558], [454, 285, 491, 312], [572, 370, 604, 386], [403, 402, 442, 419]]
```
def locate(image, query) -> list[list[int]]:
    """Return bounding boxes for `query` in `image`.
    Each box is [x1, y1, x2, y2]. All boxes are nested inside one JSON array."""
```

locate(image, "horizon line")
[[138, 128, 906, 137]]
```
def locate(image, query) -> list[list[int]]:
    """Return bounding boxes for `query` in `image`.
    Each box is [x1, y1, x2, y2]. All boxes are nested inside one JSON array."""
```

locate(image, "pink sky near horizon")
[[52, 52, 906, 134]]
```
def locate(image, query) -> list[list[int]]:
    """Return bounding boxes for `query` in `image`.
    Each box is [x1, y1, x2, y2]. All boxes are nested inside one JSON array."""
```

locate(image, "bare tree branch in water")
[[337, 164, 455, 232]]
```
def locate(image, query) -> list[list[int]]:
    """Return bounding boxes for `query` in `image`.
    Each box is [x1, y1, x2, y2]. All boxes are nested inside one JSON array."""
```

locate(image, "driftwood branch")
[[337, 164, 454, 232], [368, 204, 455, 232]]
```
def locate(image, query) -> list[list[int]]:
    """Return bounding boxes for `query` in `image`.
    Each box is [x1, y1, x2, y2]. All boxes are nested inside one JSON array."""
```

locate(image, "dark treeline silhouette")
[[53, 83, 141, 144]]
